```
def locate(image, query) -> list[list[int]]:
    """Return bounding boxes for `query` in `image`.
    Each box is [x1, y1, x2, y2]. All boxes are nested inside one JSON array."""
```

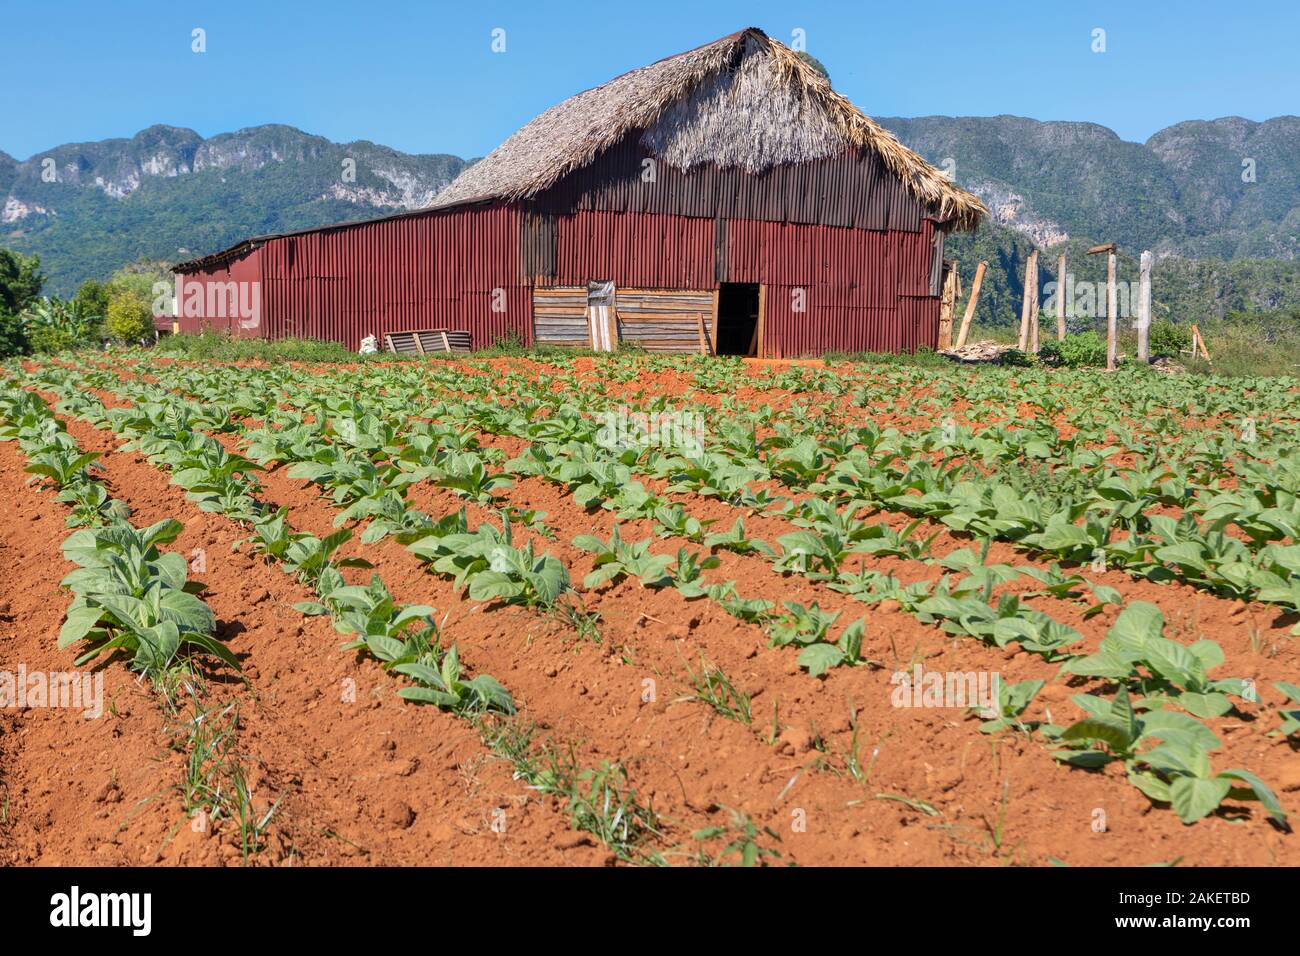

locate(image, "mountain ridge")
[[875, 113, 1300, 262]]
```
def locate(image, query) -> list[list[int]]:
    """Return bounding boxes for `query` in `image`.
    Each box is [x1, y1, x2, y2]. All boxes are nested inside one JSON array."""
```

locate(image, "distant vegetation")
[[0, 249, 166, 357], [947, 220, 1300, 332]]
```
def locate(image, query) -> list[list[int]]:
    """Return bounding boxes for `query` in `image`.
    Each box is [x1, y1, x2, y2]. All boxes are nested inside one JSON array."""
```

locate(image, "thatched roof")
[[432, 28, 985, 230]]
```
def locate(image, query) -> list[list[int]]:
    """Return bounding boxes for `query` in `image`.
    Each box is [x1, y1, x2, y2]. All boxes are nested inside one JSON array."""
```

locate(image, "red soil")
[[3, 358, 1298, 867]]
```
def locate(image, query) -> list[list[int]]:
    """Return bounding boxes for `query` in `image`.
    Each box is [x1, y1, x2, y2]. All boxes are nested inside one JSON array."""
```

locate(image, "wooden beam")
[[1017, 250, 1038, 351], [1087, 242, 1117, 255], [756, 284, 767, 359], [1137, 250, 1152, 363], [937, 261, 958, 350], [607, 294, 620, 352], [1191, 323, 1212, 363], [954, 260, 986, 348], [1106, 249, 1118, 370], [697, 312, 711, 355], [1056, 253, 1067, 340], [1029, 255, 1041, 353]]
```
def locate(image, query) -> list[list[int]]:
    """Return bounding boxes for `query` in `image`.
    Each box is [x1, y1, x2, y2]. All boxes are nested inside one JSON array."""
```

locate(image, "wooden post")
[[1056, 253, 1067, 340], [1017, 250, 1038, 351], [697, 312, 713, 355], [1137, 250, 1152, 363], [711, 289, 720, 352], [1106, 250, 1117, 369], [937, 261, 958, 350], [954, 260, 986, 349], [1029, 256, 1041, 353], [756, 284, 767, 359], [1087, 243, 1118, 370]]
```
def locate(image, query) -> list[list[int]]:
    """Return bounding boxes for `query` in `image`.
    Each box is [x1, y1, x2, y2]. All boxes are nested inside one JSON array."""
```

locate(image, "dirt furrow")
[[48, 409, 601, 866]]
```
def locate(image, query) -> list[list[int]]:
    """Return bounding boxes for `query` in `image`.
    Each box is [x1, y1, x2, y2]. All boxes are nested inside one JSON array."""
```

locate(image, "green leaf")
[[797, 643, 845, 677], [1176, 691, 1232, 718], [365, 634, 406, 663], [1169, 776, 1231, 824], [1217, 768, 1289, 826], [185, 633, 243, 672], [397, 686, 458, 707], [58, 605, 104, 648], [1110, 601, 1165, 649], [1060, 717, 1134, 753]]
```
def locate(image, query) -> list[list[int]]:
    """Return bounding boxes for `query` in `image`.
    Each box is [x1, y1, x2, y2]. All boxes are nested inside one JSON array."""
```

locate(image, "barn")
[[170, 27, 985, 357]]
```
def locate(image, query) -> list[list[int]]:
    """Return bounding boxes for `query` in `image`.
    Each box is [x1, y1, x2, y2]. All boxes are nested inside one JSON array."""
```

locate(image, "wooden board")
[[533, 287, 589, 346], [615, 289, 713, 352], [534, 287, 719, 352]]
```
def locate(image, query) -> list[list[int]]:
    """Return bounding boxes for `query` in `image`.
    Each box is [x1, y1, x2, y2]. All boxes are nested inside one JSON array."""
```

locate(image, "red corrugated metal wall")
[[176, 206, 941, 355], [551, 210, 716, 289], [544, 210, 940, 355], [175, 250, 264, 336], [726, 217, 940, 355], [178, 205, 530, 350]]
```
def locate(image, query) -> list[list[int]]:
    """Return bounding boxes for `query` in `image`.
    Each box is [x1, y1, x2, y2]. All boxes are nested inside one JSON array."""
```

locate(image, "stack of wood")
[[941, 340, 1012, 363], [383, 329, 472, 355]]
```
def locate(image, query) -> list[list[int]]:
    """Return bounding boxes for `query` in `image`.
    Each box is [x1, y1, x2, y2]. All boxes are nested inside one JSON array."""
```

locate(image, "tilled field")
[[2, 351, 1298, 866]]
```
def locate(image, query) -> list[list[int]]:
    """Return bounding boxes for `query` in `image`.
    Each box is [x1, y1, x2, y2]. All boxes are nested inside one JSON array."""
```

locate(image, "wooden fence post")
[[1056, 253, 1067, 340], [1029, 257, 1041, 353], [954, 260, 985, 349], [1087, 243, 1118, 369], [1107, 249, 1118, 369], [1137, 250, 1152, 363], [1017, 250, 1038, 351]]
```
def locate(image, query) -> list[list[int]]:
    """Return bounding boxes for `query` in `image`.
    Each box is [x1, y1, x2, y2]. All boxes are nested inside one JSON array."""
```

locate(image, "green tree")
[[105, 288, 155, 343], [73, 278, 111, 320], [0, 248, 44, 316], [0, 248, 44, 357]]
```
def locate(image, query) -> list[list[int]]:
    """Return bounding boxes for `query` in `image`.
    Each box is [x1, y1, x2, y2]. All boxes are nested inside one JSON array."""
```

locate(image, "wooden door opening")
[[715, 283, 760, 356]]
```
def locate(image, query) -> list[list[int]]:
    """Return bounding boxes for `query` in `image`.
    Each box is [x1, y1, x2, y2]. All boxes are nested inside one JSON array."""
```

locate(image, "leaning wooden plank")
[[954, 260, 986, 348]]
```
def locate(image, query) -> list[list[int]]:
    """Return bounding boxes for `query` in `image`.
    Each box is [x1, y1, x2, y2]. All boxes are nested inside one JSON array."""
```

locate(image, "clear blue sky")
[[2, 0, 1296, 160]]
